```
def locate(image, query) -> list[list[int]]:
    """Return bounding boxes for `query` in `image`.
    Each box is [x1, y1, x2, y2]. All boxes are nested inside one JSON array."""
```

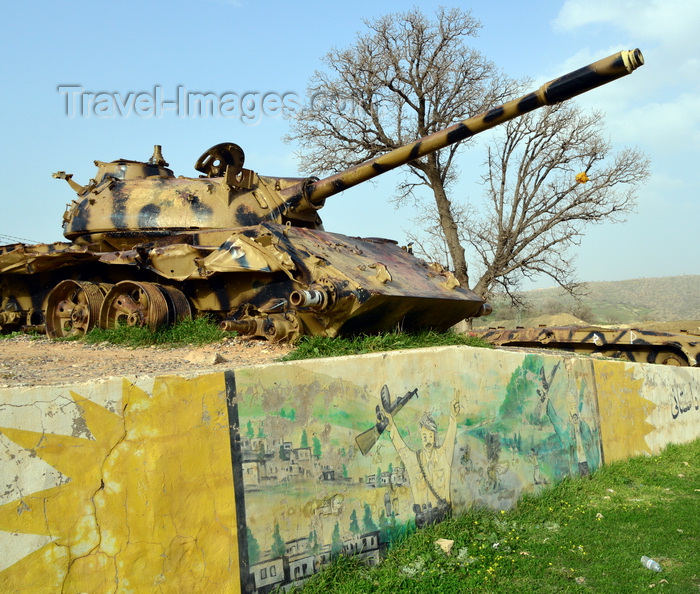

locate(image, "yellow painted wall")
[[0, 374, 240, 592], [593, 361, 700, 462]]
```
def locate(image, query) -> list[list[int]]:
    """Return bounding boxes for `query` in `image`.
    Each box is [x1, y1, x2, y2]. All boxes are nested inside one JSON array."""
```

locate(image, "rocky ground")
[[0, 334, 293, 388]]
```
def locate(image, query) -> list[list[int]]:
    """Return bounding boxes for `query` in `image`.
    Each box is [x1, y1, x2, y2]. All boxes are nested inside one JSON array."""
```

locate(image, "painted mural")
[[232, 349, 607, 592], [0, 346, 698, 592]]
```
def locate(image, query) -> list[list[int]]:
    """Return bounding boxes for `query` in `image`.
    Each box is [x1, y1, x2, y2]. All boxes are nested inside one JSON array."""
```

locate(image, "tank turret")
[[1, 50, 644, 342]]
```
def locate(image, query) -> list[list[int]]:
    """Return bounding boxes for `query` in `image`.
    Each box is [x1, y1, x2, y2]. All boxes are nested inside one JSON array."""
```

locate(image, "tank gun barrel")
[[279, 49, 644, 213]]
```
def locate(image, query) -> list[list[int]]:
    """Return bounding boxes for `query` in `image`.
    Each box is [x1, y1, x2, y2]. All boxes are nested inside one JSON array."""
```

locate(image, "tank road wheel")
[[99, 281, 170, 330], [648, 349, 688, 366], [45, 280, 111, 338], [158, 285, 192, 325]]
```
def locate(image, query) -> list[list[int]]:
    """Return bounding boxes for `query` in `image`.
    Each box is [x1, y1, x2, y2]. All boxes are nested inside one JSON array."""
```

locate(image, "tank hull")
[[469, 325, 700, 367], [0, 224, 485, 341]]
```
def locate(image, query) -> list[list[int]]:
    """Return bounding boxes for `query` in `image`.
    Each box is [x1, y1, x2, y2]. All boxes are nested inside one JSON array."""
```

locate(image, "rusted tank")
[[469, 325, 700, 367], [0, 50, 644, 342]]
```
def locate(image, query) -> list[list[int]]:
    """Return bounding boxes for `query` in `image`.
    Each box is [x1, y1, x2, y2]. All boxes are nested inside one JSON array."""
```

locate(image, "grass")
[[49, 323, 491, 354], [296, 439, 700, 593], [2, 321, 493, 354], [0, 330, 43, 340], [81, 316, 227, 347], [282, 330, 493, 361]]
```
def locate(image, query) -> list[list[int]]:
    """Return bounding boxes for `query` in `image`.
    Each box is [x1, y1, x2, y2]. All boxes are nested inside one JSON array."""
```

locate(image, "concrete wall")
[[1, 347, 698, 592]]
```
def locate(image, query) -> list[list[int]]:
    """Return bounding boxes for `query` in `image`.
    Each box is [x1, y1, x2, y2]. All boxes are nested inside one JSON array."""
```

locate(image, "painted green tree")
[[313, 435, 322, 458], [331, 521, 343, 557], [498, 355, 543, 421], [349, 509, 360, 534], [363, 503, 378, 532], [247, 527, 261, 565], [310, 529, 320, 554], [301, 429, 309, 449], [378, 510, 391, 543], [246, 420, 255, 439], [385, 511, 411, 545], [271, 523, 286, 557]]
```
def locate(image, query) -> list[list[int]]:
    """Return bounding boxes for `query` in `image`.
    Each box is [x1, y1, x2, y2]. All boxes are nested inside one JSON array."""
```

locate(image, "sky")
[[0, 0, 697, 290]]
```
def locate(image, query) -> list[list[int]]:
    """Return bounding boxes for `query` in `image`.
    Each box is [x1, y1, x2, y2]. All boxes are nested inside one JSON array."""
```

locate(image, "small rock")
[[435, 538, 454, 556], [185, 351, 228, 365], [211, 353, 228, 365]]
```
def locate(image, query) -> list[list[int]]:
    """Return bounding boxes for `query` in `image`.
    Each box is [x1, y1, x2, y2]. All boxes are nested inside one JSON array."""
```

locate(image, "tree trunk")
[[426, 167, 470, 288], [473, 277, 489, 299]]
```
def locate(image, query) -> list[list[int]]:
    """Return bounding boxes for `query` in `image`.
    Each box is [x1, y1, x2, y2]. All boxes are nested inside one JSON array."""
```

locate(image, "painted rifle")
[[355, 386, 418, 455]]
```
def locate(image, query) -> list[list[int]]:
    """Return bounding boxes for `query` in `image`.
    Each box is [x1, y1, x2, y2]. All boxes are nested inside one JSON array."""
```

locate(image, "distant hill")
[[476, 275, 700, 327]]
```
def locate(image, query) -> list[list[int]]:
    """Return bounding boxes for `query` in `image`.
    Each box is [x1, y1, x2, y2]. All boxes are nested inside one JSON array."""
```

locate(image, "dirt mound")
[[470, 312, 588, 330], [631, 320, 700, 336], [524, 313, 589, 327], [0, 334, 292, 388]]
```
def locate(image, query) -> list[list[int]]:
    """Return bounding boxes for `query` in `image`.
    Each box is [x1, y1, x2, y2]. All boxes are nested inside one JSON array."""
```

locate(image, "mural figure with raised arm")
[[380, 388, 461, 528]]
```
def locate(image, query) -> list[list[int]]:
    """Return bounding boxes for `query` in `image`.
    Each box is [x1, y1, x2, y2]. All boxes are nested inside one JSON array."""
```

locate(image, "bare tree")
[[286, 8, 649, 304], [285, 7, 514, 287], [465, 102, 650, 302]]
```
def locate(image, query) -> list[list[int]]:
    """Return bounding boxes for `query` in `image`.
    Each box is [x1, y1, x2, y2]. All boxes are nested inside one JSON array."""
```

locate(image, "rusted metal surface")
[[470, 325, 700, 367], [0, 50, 645, 342]]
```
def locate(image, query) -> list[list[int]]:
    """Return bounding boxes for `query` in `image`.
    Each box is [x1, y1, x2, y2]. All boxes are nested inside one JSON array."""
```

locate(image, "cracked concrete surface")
[[0, 373, 240, 591]]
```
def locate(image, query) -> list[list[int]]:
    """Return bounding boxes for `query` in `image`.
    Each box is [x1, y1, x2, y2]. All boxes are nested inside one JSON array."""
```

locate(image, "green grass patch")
[[0, 331, 28, 340], [82, 316, 227, 347], [0, 329, 43, 341], [297, 439, 700, 593], [282, 330, 493, 361]]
